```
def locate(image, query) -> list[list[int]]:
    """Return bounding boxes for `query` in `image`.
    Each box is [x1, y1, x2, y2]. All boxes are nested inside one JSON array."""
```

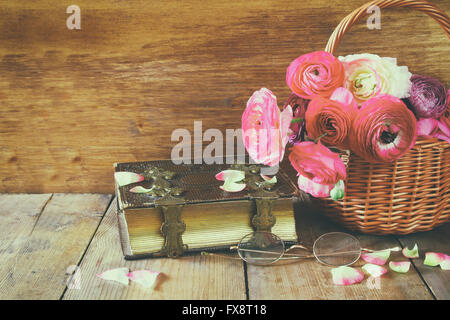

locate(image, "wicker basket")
[[313, 0, 450, 235]]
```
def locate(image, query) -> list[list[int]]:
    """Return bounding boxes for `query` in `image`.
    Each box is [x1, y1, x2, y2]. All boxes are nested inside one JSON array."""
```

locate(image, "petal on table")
[[97, 267, 130, 286], [361, 250, 390, 265], [127, 270, 161, 289], [402, 244, 419, 259], [424, 252, 447, 267], [440, 255, 450, 270], [362, 264, 388, 277], [389, 261, 411, 273], [114, 172, 144, 187], [331, 266, 364, 285]]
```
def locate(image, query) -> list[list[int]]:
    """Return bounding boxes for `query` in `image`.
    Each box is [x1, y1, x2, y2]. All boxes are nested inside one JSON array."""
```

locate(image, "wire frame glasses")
[[203, 231, 363, 267]]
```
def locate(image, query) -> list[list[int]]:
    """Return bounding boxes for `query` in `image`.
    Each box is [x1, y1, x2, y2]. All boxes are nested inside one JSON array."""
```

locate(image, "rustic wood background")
[[0, 0, 448, 193]]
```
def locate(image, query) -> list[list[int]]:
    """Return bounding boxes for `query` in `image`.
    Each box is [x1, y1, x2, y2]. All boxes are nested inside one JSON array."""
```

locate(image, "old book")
[[114, 159, 299, 259]]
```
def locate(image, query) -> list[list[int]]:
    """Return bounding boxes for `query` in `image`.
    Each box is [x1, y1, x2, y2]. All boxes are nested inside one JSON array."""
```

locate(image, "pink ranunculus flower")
[[305, 87, 358, 150], [350, 94, 417, 163], [286, 51, 345, 99], [406, 74, 448, 119], [288, 141, 346, 198], [242, 88, 293, 166]]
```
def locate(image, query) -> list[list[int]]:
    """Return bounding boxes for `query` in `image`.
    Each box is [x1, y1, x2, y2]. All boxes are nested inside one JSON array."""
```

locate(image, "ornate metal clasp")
[[251, 196, 277, 232], [143, 165, 187, 258], [155, 195, 188, 258], [230, 163, 279, 234]]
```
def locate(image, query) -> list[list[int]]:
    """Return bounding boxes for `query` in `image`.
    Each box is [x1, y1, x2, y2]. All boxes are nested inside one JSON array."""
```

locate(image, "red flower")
[[349, 94, 417, 163], [305, 87, 357, 149]]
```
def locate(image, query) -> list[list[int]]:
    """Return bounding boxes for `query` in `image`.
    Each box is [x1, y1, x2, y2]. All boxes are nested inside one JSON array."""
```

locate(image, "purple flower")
[[405, 74, 448, 119], [283, 93, 309, 145]]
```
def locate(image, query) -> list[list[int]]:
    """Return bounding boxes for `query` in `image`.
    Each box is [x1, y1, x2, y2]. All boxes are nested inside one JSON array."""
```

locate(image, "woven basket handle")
[[325, 0, 450, 54]]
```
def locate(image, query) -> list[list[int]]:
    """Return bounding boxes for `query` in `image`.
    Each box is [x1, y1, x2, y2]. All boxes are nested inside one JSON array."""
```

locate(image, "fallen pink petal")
[[219, 180, 246, 192], [129, 186, 153, 193], [127, 270, 162, 289], [362, 264, 388, 278], [331, 266, 364, 286], [402, 244, 419, 259], [440, 255, 450, 270], [114, 172, 144, 187], [361, 250, 390, 265], [97, 267, 130, 286], [424, 252, 447, 267], [389, 261, 411, 273], [260, 174, 277, 184], [215, 170, 245, 182]]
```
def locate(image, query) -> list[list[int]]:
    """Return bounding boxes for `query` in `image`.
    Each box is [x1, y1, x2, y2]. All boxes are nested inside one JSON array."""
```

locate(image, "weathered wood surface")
[[396, 223, 450, 300], [246, 199, 435, 300], [0, 193, 448, 299], [63, 198, 247, 300], [0, 193, 112, 299], [0, 0, 448, 193]]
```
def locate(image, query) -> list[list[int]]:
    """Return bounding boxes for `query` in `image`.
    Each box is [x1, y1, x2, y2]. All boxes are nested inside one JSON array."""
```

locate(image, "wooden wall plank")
[[246, 199, 434, 300], [395, 223, 450, 300], [63, 198, 247, 300], [0, 193, 112, 300], [0, 0, 448, 193]]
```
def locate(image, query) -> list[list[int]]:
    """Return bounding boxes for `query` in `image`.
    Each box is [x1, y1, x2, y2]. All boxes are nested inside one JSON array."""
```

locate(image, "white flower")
[[339, 53, 412, 105]]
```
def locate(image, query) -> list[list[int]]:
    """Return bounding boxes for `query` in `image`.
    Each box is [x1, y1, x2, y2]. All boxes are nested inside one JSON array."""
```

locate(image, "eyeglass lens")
[[237, 232, 284, 265], [312, 232, 361, 266], [237, 231, 361, 266]]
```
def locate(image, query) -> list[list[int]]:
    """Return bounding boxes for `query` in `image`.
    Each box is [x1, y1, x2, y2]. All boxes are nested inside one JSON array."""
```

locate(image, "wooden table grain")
[[0, 193, 448, 300]]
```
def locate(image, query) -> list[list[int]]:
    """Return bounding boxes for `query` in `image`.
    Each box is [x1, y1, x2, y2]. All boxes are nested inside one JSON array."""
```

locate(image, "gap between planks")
[[394, 223, 450, 300], [62, 197, 247, 300], [245, 198, 438, 300], [59, 195, 114, 300], [0, 193, 113, 300]]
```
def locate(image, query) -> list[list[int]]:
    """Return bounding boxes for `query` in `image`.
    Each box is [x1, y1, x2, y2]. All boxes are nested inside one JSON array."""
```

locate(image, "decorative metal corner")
[[142, 166, 185, 198]]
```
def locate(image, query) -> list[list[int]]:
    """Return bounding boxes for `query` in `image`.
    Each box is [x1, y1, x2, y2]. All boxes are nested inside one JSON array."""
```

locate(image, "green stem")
[[291, 118, 304, 124]]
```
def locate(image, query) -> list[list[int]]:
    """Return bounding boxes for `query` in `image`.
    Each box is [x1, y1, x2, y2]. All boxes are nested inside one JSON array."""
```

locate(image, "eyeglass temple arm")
[[361, 246, 401, 253], [231, 243, 310, 252], [201, 251, 242, 260]]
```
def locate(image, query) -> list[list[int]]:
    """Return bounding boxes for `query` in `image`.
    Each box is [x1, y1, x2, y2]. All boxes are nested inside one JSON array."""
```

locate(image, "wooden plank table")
[[0, 193, 448, 300]]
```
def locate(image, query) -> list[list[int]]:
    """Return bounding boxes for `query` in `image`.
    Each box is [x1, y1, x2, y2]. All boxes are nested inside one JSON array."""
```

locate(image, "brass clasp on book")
[[154, 195, 188, 258], [251, 197, 277, 233]]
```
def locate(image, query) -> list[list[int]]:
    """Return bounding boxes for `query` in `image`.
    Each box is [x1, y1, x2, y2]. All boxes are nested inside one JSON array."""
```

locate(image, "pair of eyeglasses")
[[202, 231, 389, 267]]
